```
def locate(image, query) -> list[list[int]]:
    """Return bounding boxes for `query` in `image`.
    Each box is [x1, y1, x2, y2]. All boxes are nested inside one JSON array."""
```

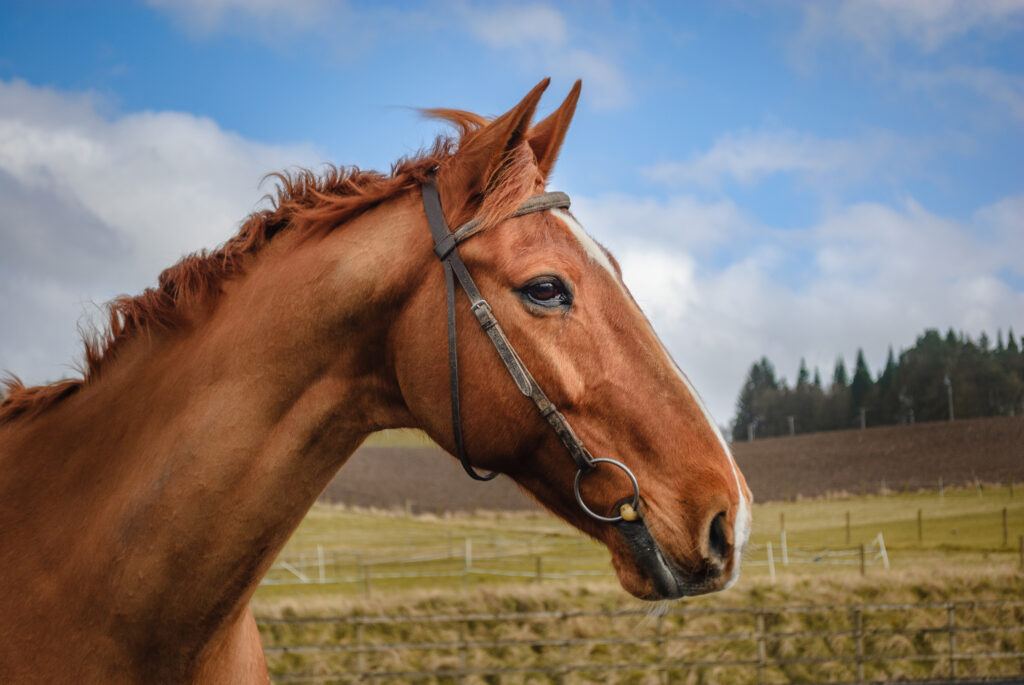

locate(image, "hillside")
[[318, 415, 1024, 510]]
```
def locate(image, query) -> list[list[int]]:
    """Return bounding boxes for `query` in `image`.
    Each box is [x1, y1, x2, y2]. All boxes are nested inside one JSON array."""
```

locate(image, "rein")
[[421, 177, 640, 524]]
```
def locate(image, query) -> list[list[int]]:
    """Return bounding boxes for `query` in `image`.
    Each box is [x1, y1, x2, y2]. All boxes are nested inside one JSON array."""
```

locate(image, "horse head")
[[394, 80, 752, 600]]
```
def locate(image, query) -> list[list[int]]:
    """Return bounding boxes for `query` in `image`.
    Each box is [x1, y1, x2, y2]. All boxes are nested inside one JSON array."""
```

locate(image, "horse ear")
[[528, 80, 581, 180], [446, 78, 550, 200]]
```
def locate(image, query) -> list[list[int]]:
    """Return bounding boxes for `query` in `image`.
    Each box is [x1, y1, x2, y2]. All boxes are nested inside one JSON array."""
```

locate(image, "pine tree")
[[733, 359, 778, 439], [875, 347, 900, 423], [832, 357, 849, 387], [850, 349, 873, 421], [796, 359, 810, 389], [731, 363, 760, 441]]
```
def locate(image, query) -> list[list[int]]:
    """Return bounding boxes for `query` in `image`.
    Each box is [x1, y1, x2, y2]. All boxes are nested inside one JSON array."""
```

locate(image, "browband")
[[450, 192, 571, 246], [432, 191, 571, 261]]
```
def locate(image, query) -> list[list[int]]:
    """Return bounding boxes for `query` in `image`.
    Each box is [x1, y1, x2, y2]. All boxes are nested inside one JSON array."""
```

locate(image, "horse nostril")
[[708, 511, 730, 564]]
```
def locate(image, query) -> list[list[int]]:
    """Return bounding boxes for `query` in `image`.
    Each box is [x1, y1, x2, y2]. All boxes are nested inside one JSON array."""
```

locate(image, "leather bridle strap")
[[421, 177, 596, 482]]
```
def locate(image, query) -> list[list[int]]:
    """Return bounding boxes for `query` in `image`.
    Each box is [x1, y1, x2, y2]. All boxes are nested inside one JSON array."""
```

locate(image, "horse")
[[0, 79, 751, 683]]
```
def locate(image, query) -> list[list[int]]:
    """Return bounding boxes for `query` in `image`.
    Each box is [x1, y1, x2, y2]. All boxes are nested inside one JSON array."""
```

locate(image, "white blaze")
[[550, 208, 752, 586], [551, 209, 617, 275]]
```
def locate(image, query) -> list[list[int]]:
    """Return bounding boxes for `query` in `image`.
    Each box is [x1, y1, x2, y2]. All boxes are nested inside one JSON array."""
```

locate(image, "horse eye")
[[521, 277, 571, 308]]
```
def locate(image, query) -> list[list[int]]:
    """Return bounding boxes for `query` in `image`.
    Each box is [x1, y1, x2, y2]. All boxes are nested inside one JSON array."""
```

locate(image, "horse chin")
[[613, 518, 724, 601]]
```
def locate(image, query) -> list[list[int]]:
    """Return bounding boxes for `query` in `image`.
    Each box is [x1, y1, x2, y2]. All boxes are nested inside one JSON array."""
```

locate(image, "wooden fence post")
[[780, 530, 789, 566], [859, 544, 866, 576], [1002, 507, 1008, 547], [876, 533, 890, 570], [458, 620, 469, 683], [853, 607, 864, 684], [917, 509, 923, 544], [355, 622, 366, 675], [766, 542, 776, 585], [756, 611, 767, 685], [947, 603, 957, 680]]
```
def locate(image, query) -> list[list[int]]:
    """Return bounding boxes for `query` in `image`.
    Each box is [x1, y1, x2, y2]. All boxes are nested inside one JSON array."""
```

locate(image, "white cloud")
[[146, 0, 330, 34], [617, 249, 698, 323], [644, 129, 918, 189], [146, 0, 631, 110], [573, 193, 751, 251], [573, 191, 1024, 425], [797, 0, 1024, 57], [905, 67, 1024, 122], [556, 49, 629, 111], [0, 78, 321, 385], [790, 1, 1024, 123], [456, 3, 629, 109], [461, 3, 566, 49]]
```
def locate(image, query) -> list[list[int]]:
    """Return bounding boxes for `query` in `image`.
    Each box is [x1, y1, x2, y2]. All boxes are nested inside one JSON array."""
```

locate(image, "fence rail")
[[261, 535, 894, 590], [258, 599, 1024, 684]]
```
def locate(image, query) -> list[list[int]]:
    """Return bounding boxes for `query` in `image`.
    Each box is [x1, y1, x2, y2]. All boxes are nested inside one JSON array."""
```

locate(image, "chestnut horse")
[[0, 80, 751, 683]]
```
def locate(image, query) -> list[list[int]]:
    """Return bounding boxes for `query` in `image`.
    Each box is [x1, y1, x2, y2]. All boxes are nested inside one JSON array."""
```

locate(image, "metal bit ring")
[[573, 458, 640, 523]]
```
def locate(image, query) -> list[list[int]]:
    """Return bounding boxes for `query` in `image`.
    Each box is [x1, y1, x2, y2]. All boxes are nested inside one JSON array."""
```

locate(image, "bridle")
[[421, 175, 640, 524]]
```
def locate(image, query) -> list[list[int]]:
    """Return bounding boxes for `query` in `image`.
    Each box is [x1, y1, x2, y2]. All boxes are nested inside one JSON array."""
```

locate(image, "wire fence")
[[261, 536, 608, 589], [258, 599, 1024, 684], [261, 533, 894, 591]]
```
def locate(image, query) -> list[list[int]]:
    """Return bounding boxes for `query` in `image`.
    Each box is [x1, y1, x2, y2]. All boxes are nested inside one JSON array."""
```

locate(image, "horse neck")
[[0, 194, 424, 669]]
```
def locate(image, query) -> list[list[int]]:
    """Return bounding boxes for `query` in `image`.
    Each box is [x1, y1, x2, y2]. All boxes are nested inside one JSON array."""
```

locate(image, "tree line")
[[731, 328, 1024, 441]]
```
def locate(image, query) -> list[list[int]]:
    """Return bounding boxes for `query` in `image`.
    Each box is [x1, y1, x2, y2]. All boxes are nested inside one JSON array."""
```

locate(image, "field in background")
[[732, 415, 1024, 500], [255, 485, 1024, 682], [257, 484, 1024, 600]]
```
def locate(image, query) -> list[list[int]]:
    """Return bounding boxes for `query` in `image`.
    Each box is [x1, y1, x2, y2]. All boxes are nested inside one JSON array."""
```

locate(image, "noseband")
[[421, 176, 640, 524]]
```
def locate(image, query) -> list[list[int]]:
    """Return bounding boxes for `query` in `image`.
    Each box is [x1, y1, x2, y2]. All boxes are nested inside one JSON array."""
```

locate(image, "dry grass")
[[255, 566, 1024, 684], [254, 484, 1024, 683]]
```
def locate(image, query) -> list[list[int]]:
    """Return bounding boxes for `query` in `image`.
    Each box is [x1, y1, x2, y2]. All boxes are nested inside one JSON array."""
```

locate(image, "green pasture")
[[255, 484, 1024, 602]]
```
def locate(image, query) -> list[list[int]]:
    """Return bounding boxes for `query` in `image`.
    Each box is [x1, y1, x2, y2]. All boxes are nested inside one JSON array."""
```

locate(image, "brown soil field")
[[319, 447, 538, 512], [319, 415, 1024, 510], [732, 414, 1024, 501]]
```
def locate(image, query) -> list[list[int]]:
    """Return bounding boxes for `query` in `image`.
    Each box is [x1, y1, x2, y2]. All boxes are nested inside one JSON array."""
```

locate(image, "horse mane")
[[0, 109, 539, 425]]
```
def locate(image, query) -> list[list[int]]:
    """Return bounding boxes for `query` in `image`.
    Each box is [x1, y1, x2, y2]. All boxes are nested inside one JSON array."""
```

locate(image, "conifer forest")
[[731, 328, 1024, 440]]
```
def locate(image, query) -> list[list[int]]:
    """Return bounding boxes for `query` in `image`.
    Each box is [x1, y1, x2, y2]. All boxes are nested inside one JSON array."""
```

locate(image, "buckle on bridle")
[[471, 300, 497, 330]]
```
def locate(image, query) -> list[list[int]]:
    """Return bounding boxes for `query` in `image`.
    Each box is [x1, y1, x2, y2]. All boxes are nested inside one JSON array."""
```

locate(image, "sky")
[[1, 1, 1022, 427]]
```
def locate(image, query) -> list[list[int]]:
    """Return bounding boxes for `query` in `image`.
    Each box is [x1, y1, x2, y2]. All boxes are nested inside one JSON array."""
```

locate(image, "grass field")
[[254, 483, 1024, 602], [253, 484, 1024, 683]]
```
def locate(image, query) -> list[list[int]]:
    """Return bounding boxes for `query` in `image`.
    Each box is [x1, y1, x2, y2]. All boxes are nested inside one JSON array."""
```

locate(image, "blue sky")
[[1, 1, 1022, 424]]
